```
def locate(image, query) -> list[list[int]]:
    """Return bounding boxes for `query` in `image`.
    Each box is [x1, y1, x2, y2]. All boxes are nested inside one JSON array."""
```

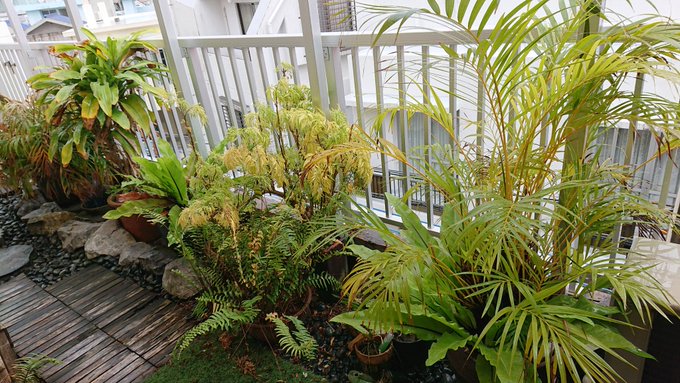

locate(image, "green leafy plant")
[[220, 73, 372, 219], [12, 354, 61, 383], [103, 139, 189, 220], [266, 313, 318, 361], [173, 74, 367, 351], [0, 97, 100, 203], [313, 1, 680, 382], [27, 29, 172, 200], [176, 296, 261, 351]]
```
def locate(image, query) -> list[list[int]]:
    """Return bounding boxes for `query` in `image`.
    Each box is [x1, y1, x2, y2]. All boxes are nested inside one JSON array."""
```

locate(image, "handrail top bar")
[[177, 34, 306, 48], [19, 39, 165, 50], [320, 29, 492, 47]]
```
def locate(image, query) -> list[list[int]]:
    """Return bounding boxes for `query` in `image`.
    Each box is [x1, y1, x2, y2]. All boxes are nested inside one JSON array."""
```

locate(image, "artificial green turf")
[[144, 332, 326, 383]]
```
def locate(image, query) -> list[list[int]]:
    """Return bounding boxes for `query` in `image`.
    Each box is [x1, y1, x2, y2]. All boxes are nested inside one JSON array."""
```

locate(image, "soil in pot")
[[107, 193, 161, 243], [247, 287, 314, 345], [393, 333, 431, 372]]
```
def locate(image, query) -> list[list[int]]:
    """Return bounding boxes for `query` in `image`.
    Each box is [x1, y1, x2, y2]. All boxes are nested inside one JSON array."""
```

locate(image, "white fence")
[[1, 28, 680, 237]]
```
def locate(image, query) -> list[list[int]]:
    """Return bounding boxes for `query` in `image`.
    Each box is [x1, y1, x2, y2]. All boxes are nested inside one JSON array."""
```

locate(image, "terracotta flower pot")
[[247, 287, 314, 345], [348, 334, 394, 366], [107, 192, 161, 243]]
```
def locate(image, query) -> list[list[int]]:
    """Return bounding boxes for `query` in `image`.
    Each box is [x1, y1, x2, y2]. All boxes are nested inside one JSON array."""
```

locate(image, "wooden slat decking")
[[0, 265, 194, 383]]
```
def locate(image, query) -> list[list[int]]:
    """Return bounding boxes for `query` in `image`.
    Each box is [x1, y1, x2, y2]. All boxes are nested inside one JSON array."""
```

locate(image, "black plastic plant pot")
[[393, 334, 431, 371]]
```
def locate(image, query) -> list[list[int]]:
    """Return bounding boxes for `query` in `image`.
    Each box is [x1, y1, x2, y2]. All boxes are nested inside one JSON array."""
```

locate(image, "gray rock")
[[20, 201, 59, 221], [162, 258, 200, 299], [119, 242, 177, 274], [0, 245, 33, 277], [20, 202, 76, 236], [0, 227, 4, 247], [84, 220, 136, 259], [15, 195, 46, 217], [57, 220, 103, 252]]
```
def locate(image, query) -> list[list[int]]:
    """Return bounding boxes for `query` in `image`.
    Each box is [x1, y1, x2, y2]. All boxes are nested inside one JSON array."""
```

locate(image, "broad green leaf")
[[91, 82, 114, 116], [49, 69, 81, 81], [81, 94, 99, 129], [54, 84, 76, 104], [347, 244, 380, 260], [476, 356, 494, 383], [61, 140, 73, 167], [103, 198, 171, 220], [386, 193, 433, 249], [426, 332, 471, 366], [478, 345, 524, 383], [120, 94, 151, 133], [111, 108, 131, 130]]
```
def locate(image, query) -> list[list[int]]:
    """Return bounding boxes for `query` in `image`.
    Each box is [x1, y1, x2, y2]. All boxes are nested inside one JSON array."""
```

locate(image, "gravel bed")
[[0, 193, 162, 292]]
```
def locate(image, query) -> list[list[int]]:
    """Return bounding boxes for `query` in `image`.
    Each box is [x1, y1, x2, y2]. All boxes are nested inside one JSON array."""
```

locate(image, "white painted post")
[[63, 0, 84, 41], [0, 0, 35, 75], [153, 0, 209, 157], [298, 0, 330, 113]]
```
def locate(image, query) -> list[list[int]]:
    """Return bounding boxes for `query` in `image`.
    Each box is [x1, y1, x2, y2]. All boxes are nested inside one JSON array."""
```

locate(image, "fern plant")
[[12, 354, 61, 383], [177, 297, 261, 351], [267, 313, 318, 361]]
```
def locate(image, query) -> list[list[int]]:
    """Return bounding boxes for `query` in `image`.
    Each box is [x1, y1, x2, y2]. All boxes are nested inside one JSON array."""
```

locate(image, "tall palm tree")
[[323, 1, 680, 382]]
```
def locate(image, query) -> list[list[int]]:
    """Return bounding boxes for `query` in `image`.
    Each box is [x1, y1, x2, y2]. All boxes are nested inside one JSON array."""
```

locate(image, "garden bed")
[[0, 193, 163, 292]]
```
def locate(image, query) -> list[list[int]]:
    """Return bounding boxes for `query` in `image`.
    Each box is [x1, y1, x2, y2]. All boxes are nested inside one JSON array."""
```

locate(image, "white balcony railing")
[[0, 4, 679, 238]]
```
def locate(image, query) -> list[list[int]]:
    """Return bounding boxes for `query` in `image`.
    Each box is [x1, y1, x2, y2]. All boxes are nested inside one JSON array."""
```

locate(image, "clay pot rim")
[[349, 334, 394, 366], [106, 192, 153, 208]]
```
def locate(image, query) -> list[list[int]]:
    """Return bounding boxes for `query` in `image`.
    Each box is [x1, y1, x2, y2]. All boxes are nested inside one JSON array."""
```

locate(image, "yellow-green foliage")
[[221, 76, 371, 219]]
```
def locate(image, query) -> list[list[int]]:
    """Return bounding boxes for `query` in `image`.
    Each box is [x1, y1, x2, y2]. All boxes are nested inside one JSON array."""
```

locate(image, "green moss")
[[144, 333, 326, 383]]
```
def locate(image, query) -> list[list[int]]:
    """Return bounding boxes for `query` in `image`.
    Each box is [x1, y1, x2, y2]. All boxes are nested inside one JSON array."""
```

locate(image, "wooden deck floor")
[[0, 265, 193, 383]]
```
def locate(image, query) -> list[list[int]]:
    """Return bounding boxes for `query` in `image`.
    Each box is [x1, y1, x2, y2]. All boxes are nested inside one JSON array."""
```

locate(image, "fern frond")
[[306, 271, 341, 292], [12, 354, 61, 383], [177, 296, 261, 352], [267, 314, 318, 361]]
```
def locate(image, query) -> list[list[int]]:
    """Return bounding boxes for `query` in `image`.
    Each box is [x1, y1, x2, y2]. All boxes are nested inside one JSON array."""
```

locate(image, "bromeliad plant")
[[326, 1, 680, 382], [27, 28, 170, 200]]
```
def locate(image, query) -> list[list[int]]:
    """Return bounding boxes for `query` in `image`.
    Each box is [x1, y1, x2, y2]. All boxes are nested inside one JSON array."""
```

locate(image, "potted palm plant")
[[323, 1, 680, 382]]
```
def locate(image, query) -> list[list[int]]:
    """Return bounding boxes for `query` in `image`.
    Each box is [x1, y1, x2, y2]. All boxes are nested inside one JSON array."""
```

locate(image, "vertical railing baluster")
[[397, 46, 410, 208], [227, 47, 249, 116], [288, 47, 300, 85], [272, 47, 282, 79], [214, 47, 240, 133], [186, 47, 222, 148], [255, 47, 272, 107], [201, 47, 228, 138], [373, 46, 391, 218], [1, 50, 22, 100], [351, 47, 372, 210], [0, 50, 18, 100], [422, 46, 433, 229], [242, 47, 259, 110], [448, 44, 458, 156]]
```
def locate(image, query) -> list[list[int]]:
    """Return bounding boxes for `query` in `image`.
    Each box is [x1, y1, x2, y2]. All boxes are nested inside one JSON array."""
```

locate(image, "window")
[[221, 98, 246, 129], [318, 0, 356, 32], [40, 8, 67, 18], [237, 2, 258, 35]]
